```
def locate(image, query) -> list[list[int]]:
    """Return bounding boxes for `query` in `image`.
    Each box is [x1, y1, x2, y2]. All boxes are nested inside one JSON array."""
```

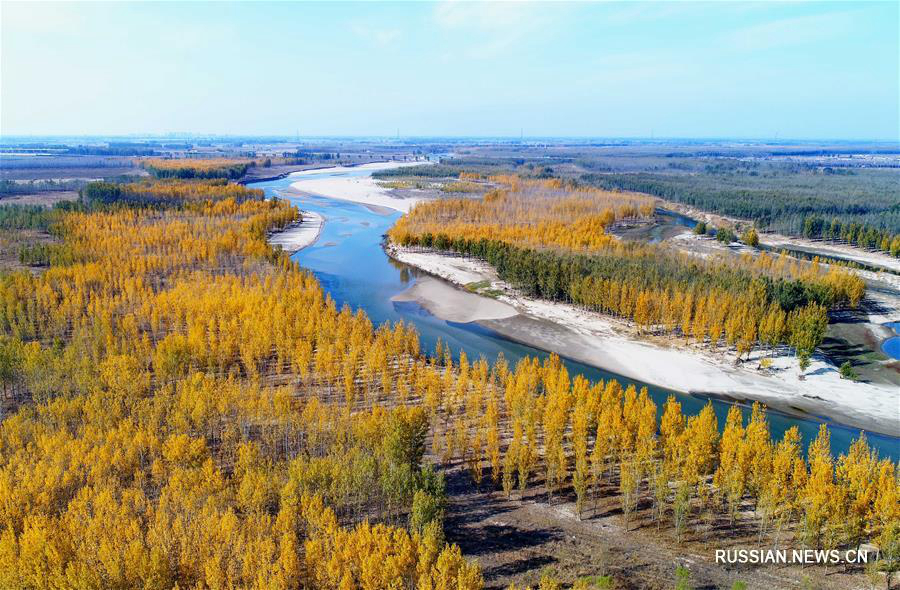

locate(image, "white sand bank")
[[290, 161, 428, 213], [392, 276, 518, 323], [393, 248, 498, 285], [268, 211, 324, 253], [388, 244, 900, 437]]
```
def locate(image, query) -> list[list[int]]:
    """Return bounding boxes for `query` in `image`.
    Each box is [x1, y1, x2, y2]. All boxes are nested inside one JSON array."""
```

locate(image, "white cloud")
[[725, 10, 855, 52]]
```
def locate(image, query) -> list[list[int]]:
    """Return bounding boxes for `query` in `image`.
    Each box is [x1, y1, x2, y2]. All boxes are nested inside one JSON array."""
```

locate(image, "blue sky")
[[2, 1, 897, 140]]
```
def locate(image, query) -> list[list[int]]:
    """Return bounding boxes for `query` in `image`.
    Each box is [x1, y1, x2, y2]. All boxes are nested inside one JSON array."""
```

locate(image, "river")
[[250, 166, 899, 461], [884, 322, 900, 361]]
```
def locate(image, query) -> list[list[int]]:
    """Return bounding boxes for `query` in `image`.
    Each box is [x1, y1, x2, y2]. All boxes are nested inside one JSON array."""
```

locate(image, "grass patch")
[[464, 280, 503, 299], [464, 280, 491, 292]]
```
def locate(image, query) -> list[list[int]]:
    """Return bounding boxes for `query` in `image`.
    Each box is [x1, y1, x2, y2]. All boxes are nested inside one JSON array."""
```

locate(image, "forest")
[[584, 166, 900, 257], [389, 179, 865, 370], [141, 157, 256, 180], [390, 178, 656, 251], [0, 172, 895, 589]]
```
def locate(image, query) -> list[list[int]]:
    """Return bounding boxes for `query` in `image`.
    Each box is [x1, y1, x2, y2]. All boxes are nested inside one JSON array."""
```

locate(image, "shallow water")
[[251, 168, 899, 461]]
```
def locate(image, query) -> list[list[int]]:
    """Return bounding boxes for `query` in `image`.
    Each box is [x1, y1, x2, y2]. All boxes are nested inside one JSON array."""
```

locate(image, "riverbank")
[[289, 161, 428, 213], [667, 201, 900, 274], [387, 243, 900, 437], [268, 210, 324, 253], [241, 158, 420, 184]]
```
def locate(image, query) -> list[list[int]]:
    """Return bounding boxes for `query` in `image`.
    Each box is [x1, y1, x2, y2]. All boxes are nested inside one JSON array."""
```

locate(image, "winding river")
[[251, 166, 899, 461]]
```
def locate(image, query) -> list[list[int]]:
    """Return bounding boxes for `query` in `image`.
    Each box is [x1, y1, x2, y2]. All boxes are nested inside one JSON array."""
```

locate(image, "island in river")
[[258, 162, 899, 456]]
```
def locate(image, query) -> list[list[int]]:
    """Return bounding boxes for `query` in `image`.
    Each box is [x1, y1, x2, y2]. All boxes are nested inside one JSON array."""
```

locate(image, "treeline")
[[80, 179, 264, 207], [802, 215, 900, 256], [0, 179, 85, 195], [65, 145, 157, 156], [0, 180, 258, 234], [141, 157, 255, 179], [585, 170, 900, 257]]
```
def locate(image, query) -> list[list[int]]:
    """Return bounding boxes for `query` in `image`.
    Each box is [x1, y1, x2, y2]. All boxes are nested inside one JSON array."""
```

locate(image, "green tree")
[[0, 337, 21, 399], [674, 564, 693, 590], [716, 227, 737, 243], [839, 361, 858, 381]]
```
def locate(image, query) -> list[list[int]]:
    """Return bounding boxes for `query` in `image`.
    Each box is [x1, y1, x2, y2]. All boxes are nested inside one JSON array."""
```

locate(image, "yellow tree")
[[835, 434, 878, 550], [485, 396, 501, 488], [801, 424, 834, 549], [619, 458, 639, 530], [659, 395, 686, 476], [680, 403, 719, 504], [570, 386, 591, 519], [760, 426, 802, 546], [714, 405, 746, 524], [633, 290, 653, 334]]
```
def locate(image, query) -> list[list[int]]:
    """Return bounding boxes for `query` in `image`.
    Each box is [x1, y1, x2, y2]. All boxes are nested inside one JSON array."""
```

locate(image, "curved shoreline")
[[288, 161, 428, 213], [385, 242, 900, 439], [267, 210, 324, 253]]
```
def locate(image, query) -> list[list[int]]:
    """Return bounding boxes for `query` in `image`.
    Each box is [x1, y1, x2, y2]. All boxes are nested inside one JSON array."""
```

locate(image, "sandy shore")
[[393, 276, 517, 323], [387, 243, 900, 437], [289, 161, 428, 213], [268, 210, 324, 253]]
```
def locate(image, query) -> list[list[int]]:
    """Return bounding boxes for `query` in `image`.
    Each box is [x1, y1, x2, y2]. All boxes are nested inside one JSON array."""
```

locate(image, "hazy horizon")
[[2, 1, 898, 140], [2, 133, 899, 144]]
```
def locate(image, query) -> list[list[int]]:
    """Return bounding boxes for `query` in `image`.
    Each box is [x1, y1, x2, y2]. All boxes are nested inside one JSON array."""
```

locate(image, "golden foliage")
[[390, 179, 656, 251], [141, 157, 256, 173]]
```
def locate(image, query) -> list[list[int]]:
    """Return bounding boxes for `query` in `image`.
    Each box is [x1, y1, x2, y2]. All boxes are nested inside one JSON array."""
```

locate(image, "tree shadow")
[[483, 554, 556, 581], [450, 523, 560, 558]]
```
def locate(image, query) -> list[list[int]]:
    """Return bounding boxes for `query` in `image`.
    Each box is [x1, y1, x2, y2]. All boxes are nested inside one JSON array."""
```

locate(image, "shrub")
[[839, 360, 858, 381]]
